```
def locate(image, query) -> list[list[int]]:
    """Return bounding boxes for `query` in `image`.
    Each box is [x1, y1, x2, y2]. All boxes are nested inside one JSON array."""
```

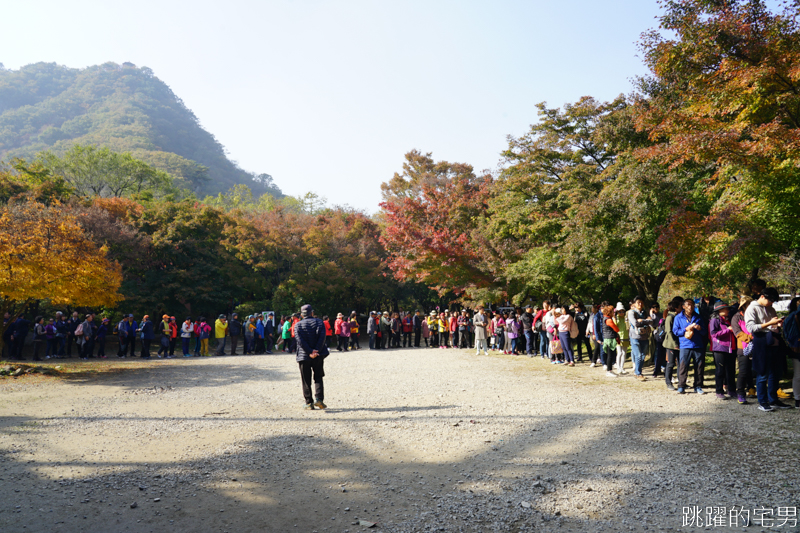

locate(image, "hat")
[[615, 302, 625, 312], [337, 313, 343, 318], [712, 301, 734, 313], [370, 311, 376, 315], [102, 318, 109, 323], [170, 316, 176, 320], [268, 312, 274, 316], [761, 287, 780, 301], [232, 313, 238, 318], [219, 314, 226, 319], [86, 313, 92, 318], [128, 314, 134, 318], [430, 310, 437, 316], [301, 304, 313, 317]]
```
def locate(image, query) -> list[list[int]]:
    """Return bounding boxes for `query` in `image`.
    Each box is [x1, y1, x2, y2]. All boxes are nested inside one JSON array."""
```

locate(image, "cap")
[[615, 302, 625, 312], [170, 316, 175, 320], [337, 313, 343, 318], [102, 318, 109, 322], [219, 314, 226, 319], [128, 314, 134, 318], [268, 312, 274, 316], [712, 301, 733, 313], [301, 304, 313, 317], [370, 311, 376, 315], [232, 313, 238, 318]]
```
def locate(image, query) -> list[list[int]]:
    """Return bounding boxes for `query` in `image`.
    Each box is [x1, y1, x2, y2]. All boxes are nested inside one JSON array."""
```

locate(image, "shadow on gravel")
[[5, 404, 792, 533], [53, 359, 293, 390]]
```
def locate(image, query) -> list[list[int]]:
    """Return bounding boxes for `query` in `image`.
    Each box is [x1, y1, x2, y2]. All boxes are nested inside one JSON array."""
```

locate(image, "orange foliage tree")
[[0, 198, 123, 349]]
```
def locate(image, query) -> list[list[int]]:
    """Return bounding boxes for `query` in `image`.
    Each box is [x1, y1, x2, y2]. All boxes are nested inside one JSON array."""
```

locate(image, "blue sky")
[[2, 0, 663, 210]]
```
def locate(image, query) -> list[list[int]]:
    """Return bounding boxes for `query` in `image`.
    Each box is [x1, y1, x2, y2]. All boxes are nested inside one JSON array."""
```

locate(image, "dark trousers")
[[230, 335, 239, 355], [459, 330, 469, 348], [678, 348, 704, 389], [591, 339, 603, 364], [141, 338, 151, 357], [380, 331, 388, 349], [266, 334, 273, 353], [12, 337, 25, 360], [255, 337, 265, 353], [575, 336, 591, 361], [665, 348, 679, 386], [169, 338, 177, 356], [393, 332, 401, 347], [736, 352, 753, 396], [118, 337, 128, 357], [402, 331, 411, 347], [182, 338, 191, 355], [414, 329, 421, 347], [299, 357, 324, 405], [652, 344, 666, 377], [157, 335, 170, 355], [96, 337, 106, 357], [440, 331, 449, 347], [66, 334, 76, 357], [538, 332, 548, 357], [56, 336, 65, 356], [32, 340, 44, 360], [337, 335, 348, 351], [127, 337, 137, 357], [714, 351, 736, 395], [82, 338, 94, 358], [369, 333, 376, 349], [524, 330, 534, 354]]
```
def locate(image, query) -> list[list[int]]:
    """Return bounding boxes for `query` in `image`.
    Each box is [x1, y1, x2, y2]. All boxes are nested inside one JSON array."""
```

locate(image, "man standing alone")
[[294, 304, 327, 410], [474, 306, 489, 356]]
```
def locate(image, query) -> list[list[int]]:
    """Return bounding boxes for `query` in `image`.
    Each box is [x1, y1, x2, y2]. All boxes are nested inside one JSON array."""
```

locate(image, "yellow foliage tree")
[[0, 199, 123, 350]]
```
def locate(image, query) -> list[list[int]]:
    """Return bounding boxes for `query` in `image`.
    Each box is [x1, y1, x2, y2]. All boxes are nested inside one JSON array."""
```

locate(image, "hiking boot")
[[777, 389, 792, 399], [314, 401, 327, 409], [304, 403, 315, 410]]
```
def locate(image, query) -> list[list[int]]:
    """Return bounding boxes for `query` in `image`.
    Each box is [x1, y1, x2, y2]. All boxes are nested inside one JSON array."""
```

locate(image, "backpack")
[[74, 323, 84, 336], [783, 310, 800, 353], [654, 322, 667, 344]]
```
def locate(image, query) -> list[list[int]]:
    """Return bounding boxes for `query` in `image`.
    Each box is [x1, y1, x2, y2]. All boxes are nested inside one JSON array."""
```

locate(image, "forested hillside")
[[0, 62, 281, 197]]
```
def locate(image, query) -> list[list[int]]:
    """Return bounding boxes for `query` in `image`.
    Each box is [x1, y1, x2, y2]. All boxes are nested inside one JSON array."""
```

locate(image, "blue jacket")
[[294, 317, 326, 362], [255, 320, 265, 338], [592, 311, 605, 342], [672, 312, 706, 350], [125, 320, 138, 338]]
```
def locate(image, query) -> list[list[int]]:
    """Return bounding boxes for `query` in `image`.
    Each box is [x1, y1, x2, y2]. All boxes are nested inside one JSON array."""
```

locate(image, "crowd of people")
[[3, 279, 799, 413]]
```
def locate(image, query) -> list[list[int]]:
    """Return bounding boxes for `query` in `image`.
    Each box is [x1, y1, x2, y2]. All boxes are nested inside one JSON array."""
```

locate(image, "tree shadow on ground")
[[1, 403, 797, 533]]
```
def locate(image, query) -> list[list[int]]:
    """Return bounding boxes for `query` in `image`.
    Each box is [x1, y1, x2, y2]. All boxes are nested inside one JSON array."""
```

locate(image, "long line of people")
[[3, 284, 798, 413]]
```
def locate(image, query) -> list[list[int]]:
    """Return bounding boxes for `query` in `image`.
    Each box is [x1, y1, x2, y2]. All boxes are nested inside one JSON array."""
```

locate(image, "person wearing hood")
[[294, 304, 327, 410]]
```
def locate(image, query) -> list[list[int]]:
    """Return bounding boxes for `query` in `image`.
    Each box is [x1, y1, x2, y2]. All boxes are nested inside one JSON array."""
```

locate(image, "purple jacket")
[[709, 316, 735, 353]]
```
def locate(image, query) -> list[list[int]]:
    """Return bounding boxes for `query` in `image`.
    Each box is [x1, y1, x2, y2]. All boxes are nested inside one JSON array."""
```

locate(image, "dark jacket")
[[14, 318, 30, 339], [228, 319, 242, 336], [521, 312, 534, 332], [294, 317, 326, 362], [140, 320, 155, 340], [413, 315, 423, 330], [574, 312, 589, 337], [264, 319, 274, 336], [67, 317, 80, 335]]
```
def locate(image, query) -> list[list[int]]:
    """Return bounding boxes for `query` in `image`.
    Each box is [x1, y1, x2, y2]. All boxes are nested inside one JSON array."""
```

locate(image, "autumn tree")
[[0, 197, 123, 349], [635, 0, 800, 286], [379, 150, 494, 301]]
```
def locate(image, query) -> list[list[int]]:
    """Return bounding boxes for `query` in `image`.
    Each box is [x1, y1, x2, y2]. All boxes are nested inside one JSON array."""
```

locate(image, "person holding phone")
[[745, 287, 790, 411]]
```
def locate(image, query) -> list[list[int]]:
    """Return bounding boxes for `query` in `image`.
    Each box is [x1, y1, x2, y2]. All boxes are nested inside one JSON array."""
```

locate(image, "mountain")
[[0, 61, 281, 197]]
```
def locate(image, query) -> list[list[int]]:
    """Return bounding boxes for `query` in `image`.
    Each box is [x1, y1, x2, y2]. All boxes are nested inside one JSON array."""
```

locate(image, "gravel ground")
[[0, 347, 798, 533]]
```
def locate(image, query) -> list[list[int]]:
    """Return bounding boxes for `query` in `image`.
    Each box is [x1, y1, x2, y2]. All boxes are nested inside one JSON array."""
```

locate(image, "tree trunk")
[[631, 271, 668, 307]]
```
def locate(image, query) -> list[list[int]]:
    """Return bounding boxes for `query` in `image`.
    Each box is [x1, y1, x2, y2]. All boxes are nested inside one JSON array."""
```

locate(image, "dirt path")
[[0, 348, 798, 533]]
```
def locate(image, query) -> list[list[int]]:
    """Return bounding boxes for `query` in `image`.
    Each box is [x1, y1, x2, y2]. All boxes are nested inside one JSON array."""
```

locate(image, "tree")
[[0, 197, 123, 350], [37, 145, 179, 198], [379, 150, 494, 300], [635, 0, 800, 286]]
